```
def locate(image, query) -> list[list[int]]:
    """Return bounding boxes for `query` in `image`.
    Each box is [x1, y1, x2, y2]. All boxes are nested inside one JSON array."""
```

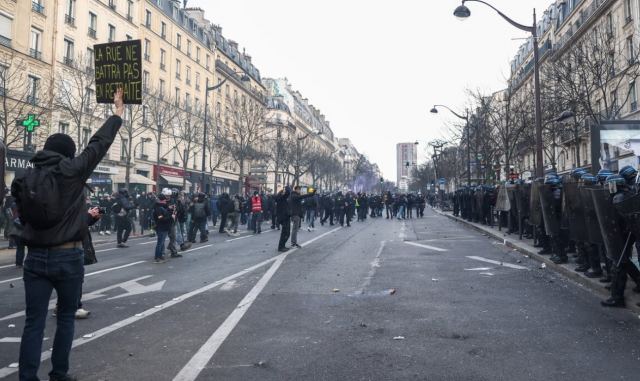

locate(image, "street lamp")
[[453, 0, 544, 178], [431, 104, 471, 186], [201, 70, 250, 192]]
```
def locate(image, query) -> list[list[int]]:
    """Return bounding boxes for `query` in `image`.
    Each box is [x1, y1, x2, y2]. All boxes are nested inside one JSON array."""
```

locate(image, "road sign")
[[439, 178, 446, 185], [21, 115, 40, 132]]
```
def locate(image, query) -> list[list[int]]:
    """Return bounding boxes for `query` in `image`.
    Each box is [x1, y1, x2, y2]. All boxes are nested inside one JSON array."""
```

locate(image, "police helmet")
[[544, 176, 562, 186], [596, 169, 614, 183], [580, 174, 596, 185], [570, 168, 587, 180], [619, 165, 638, 181]]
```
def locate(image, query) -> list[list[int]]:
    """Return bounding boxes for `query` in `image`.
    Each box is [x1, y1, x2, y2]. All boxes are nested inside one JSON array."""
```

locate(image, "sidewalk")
[[433, 208, 640, 315]]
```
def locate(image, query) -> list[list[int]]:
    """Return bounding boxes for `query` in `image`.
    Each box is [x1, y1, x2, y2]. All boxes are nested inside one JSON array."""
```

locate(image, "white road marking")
[[0, 229, 343, 379], [181, 244, 213, 254], [421, 236, 478, 242], [85, 261, 146, 277], [173, 254, 290, 381], [0, 337, 20, 343], [466, 256, 528, 270], [0, 264, 15, 270], [357, 241, 386, 294], [219, 280, 237, 291], [399, 222, 407, 241], [464, 267, 492, 271], [95, 248, 118, 253], [0, 276, 21, 285], [225, 229, 274, 242], [404, 241, 448, 252], [138, 241, 156, 245]]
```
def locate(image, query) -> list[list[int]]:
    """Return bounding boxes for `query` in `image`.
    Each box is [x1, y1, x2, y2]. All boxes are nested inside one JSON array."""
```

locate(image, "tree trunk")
[[155, 134, 162, 192], [238, 157, 245, 195], [125, 131, 133, 191]]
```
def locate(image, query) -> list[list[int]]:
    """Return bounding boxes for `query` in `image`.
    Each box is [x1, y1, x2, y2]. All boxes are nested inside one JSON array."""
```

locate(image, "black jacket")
[[153, 201, 173, 232], [275, 189, 291, 222], [13, 115, 122, 247], [290, 191, 314, 217]]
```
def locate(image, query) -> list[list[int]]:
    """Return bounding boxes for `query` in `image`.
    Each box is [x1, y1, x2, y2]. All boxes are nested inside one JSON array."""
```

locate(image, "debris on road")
[[393, 336, 405, 340], [540, 263, 547, 269], [8, 324, 15, 328], [82, 334, 94, 339], [359, 322, 367, 328], [8, 363, 17, 368], [389, 288, 397, 295], [9, 283, 14, 288], [254, 361, 267, 368], [332, 288, 340, 293], [432, 278, 439, 282]]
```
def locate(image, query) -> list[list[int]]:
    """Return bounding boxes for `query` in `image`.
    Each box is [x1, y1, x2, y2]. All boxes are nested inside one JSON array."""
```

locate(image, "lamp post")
[[431, 105, 470, 186], [454, 0, 544, 178], [201, 71, 250, 193]]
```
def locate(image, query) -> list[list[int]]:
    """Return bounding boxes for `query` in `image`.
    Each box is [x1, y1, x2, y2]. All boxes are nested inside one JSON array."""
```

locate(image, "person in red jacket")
[[250, 191, 263, 234]]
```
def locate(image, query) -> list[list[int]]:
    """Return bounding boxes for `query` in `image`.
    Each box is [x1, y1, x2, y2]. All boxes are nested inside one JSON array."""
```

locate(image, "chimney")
[[229, 40, 239, 50]]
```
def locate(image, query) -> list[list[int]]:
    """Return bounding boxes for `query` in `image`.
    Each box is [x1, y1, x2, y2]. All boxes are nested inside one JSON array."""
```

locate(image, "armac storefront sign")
[[6, 150, 35, 175]]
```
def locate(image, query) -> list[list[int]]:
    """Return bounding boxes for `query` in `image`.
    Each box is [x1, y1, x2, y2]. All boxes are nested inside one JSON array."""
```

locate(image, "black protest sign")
[[94, 40, 142, 104]]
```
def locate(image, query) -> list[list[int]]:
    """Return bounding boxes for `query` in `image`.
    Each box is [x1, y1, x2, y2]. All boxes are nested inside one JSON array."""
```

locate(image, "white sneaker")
[[99, 231, 104, 236], [75, 308, 90, 319], [307, 227, 311, 232], [105, 231, 111, 235]]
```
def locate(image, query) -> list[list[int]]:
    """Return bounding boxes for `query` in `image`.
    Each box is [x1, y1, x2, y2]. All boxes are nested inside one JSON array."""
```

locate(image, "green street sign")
[[21, 114, 40, 133]]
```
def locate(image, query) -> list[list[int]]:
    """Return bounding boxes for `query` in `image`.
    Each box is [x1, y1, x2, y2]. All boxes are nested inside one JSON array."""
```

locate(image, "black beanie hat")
[[44, 133, 76, 159]]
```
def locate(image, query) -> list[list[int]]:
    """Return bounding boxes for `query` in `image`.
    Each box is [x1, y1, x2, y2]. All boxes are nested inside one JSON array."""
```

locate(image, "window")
[[625, 0, 632, 21], [59, 122, 69, 134], [65, 0, 76, 25], [30, 28, 42, 60], [185, 93, 191, 110], [196, 47, 200, 63], [176, 59, 181, 79], [186, 66, 191, 85], [225, 84, 230, 98], [84, 88, 94, 112], [161, 22, 166, 39], [176, 33, 181, 50], [175, 88, 180, 106], [205, 54, 210, 70], [121, 138, 129, 161], [88, 13, 97, 38], [609, 52, 616, 76], [63, 38, 74, 65], [86, 48, 94, 71], [195, 72, 200, 90], [143, 71, 150, 92], [109, 0, 117, 11], [145, 10, 151, 28], [195, 97, 200, 112], [27, 75, 38, 104], [628, 36, 635, 64], [187, 40, 191, 56], [216, 102, 221, 118], [611, 90, 618, 117], [631, 81, 638, 111], [32, 0, 44, 14], [159, 79, 165, 98], [160, 49, 166, 70], [0, 13, 13, 47], [607, 12, 614, 37], [108, 24, 116, 42], [127, 0, 133, 20], [144, 39, 150, 61]]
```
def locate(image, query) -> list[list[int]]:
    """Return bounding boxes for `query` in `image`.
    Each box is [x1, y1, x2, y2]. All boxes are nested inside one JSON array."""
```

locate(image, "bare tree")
[[143, 86, 180, 190], [54, 53, 101, 151], [220, 97, 268, 185], [0, 52, 52, 149], [172, 105, 204, 189], [119, 104, 146, 190]]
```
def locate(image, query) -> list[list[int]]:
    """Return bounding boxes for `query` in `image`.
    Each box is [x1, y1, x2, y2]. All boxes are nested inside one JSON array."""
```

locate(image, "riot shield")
[[529, 182, 542, 227], [494, 186, 510, 212], [538, 184, 561, 237], [613, 192, 640, 239], [475, 188, 483, 222], [590, 188, 625, 261], [515, 184, 530, 219], [579, 186, 603, 245], [563, 182, 587, 242]]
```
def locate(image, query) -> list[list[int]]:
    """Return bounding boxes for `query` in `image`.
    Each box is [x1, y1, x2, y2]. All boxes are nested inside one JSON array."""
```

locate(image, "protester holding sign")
[[12, 88, 125, 381]]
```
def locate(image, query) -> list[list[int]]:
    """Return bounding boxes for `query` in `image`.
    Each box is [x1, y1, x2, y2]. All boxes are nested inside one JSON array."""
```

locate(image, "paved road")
[[0, 208, 639, 380]]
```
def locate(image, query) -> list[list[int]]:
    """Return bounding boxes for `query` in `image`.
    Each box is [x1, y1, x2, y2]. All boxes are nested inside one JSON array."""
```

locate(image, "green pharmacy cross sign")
[[21, 114, 40, 132]]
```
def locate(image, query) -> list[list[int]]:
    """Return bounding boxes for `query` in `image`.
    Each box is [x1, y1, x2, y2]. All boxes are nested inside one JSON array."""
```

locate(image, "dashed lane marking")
[[404, 241, 448, 252]]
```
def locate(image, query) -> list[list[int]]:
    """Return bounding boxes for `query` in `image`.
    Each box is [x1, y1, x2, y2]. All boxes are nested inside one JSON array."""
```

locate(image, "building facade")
[[396, 142, 417, 191]]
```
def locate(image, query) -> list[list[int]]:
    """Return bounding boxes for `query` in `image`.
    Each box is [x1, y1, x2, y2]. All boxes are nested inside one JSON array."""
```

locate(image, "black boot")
[[600, 298, 626, 308], [574, 264, 590, 272]]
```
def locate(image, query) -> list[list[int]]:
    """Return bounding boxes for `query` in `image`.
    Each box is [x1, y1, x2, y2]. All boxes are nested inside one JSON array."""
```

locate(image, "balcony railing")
[[29, 49, 42, 60], [144, 54, 150, 62], [88, 28, 96, 39], [160, 63, 166, 71], [63, 56, 74, 66], [0, 35, 11, 48], [64, 14, 75, 26], [32, 1, 44, 14], [108, 2, 116, 11], [176, 73, 181, 80], [161, 32, 166, 40]]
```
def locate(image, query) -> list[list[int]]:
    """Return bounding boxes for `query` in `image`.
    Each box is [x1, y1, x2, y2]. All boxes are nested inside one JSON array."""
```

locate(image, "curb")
[[433, 208, 640, 315]]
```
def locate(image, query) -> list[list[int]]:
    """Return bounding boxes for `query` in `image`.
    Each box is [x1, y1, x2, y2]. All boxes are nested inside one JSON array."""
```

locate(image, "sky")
[[191, 0, 554, 180]]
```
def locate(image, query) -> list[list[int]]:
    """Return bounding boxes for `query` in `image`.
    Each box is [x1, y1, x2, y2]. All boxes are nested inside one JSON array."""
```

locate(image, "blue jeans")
[[20, 247, 84, 381], [155, 230, 169, 259], [307, 210, 316, 228], [251, 212, 262, 233]]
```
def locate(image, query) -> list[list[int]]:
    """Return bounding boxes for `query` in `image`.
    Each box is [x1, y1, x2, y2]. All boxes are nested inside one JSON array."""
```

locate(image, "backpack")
[[15, 165, 66, 229], [193, 202, 206, 219]]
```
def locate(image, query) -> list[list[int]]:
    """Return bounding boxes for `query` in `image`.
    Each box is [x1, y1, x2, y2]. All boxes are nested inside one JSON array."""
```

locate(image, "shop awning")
[[160, 174, 192, 188], [114, 173, 156, 186]]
